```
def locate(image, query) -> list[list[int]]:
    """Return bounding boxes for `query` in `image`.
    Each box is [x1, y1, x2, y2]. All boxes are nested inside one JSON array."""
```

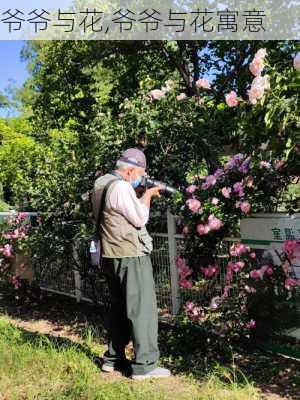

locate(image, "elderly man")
[[91, 148, 171, 380]]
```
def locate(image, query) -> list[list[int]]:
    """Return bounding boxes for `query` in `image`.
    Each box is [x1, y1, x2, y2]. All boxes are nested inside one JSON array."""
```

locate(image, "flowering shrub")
[[175, 151, 291, 270], [172, 148, 299, 342], [176, 239, 299, 342], [0, 212, 31, 294]]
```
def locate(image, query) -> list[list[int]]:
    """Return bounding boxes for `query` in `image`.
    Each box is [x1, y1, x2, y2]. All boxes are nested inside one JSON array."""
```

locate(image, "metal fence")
[[27, 210, 239, 317]]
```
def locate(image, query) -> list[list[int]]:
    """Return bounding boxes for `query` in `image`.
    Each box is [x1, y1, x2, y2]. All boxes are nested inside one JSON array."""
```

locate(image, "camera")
[[139, 175, 178, 195]]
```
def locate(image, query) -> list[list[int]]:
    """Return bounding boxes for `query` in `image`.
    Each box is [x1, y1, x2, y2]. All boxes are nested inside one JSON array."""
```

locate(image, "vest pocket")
[[137, 227, 153, 254]]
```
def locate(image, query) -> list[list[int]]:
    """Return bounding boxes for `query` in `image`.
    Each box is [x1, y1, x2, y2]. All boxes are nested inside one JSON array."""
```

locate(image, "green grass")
[[0, 199, 11, 211], [0, 315, 260, 400]]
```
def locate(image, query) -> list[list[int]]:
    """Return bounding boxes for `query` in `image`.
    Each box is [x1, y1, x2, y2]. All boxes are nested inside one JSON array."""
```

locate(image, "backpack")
[[87, 179, 117, 269]]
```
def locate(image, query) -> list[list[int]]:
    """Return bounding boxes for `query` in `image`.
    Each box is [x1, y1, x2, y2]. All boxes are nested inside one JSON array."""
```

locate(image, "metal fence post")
[[167, 208, 180, 315], [73, 269, 82, 303]]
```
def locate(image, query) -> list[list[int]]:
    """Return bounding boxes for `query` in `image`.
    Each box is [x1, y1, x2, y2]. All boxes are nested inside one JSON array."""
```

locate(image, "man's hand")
[[146, 186, 161, 198], [140, 186, 161, 208]]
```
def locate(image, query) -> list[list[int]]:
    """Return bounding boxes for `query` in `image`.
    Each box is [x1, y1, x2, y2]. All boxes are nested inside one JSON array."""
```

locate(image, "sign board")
[[241, 213, 300, 279]]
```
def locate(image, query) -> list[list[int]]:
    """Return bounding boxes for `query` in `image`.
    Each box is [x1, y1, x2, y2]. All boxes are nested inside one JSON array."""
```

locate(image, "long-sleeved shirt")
[[107, 180, 149, 228]]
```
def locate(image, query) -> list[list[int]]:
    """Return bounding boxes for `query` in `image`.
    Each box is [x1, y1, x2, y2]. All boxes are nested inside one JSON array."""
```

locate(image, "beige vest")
[[91, 173, 153, 258]]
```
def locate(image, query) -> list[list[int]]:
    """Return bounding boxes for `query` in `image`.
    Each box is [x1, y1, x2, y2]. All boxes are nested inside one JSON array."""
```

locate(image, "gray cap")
[[118, 148, 146, 169]]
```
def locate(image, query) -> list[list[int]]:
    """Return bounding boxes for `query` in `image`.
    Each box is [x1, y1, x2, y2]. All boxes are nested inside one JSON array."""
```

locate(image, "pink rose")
[[213, 168, 224, 179], [233, 181, 244, 196], [197, 224, 210, 235], [248, 84, 265, 104], [250, 266, 269, 280], [182, 226, 189, 235], [222, 285, 231, 298], [211, 197, 219, 205], [178, 265, 193, 279], [225, 90, 239, 107], [250, 270, 262, 279], [186, 184, 197, 194], [200, 264, 219, 278], [247, 74, 269, 105], [235, 261, 245, 271], [186, 198, 201, 213], [266, 267, 273, 275], [284, 278, 299, 290], [16, 212, 27, 223], [176, 92, 187, 101], [201, 175, 217, 189], [1, 244, 13, 258], [175, 256, 187, 270], [148, 89, 165, 101], [227, 261, 244, 273], [190, 306, 203, 321], [224, 159, 235, 170], [283, 240, 300, 260], [221, 187, 232, 199], [230, 243, 250, 257], [176, 257, 193, 280], [249, 55, 264, 76], [245, 176, 254, 188], [240, 201, 251, 214], [246, 319, 256, 329], [184, 301, 195, 312], [275, 160, 285, 170], [179, 278, 193, 289], [249, 252, 257, 259], [293, 52, 300, 71], [260, 161, 271, 169], [252, 75, 270, 91], [195, 78, 211, 89], [208, 215, 223, 231], [256, 48, 267, 59]]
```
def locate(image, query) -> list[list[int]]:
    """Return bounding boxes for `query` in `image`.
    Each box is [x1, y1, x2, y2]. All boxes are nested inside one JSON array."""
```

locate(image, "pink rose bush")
[[179, 152, 289, 255], [222, 48, 272, 107], [0, 212, 32, 293], [178, 239, 300, 343], [173, 152, 297, 342], [147, 79, 174, 101]]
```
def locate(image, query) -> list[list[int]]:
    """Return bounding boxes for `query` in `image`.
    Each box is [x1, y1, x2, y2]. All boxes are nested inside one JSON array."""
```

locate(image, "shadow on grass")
[[1, 284, 300, 398], [1, 318, 108, 373], [0, 283, 108, 345]]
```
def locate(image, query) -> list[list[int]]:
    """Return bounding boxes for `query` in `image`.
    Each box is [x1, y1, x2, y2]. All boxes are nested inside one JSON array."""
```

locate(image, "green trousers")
[[101, 255, 160, 374]]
